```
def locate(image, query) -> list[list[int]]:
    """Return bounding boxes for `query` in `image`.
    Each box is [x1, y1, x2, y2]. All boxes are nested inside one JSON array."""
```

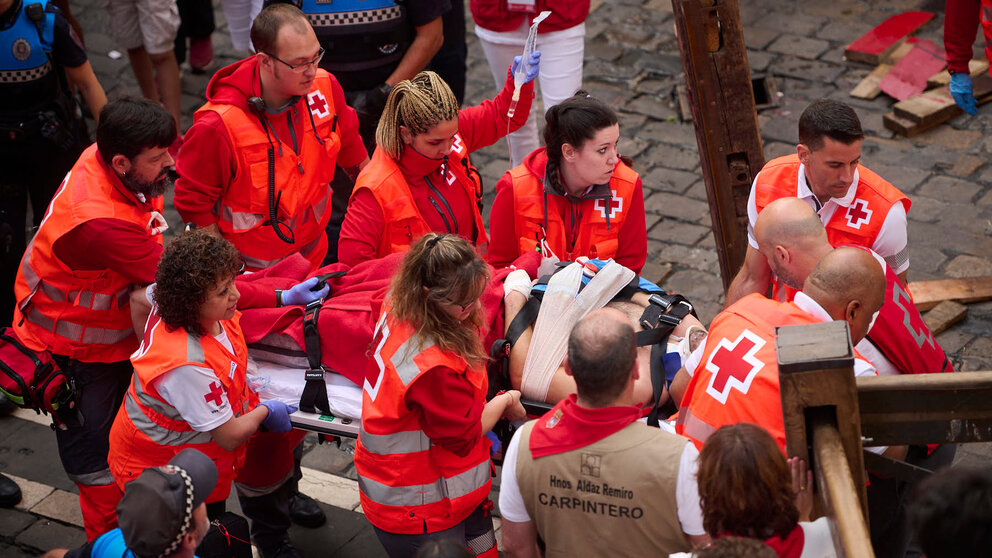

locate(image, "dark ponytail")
[[543, 91, 619, 193]]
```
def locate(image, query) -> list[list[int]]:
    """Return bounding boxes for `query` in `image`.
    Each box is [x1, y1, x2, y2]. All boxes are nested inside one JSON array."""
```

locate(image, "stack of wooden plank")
[[910, 276, 992, 336], [844, 10, 992, 137]]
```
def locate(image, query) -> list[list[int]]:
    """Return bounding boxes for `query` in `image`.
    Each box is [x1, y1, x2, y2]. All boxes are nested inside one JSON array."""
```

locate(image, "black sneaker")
[[289, 492, 326, 528], [0, 473, 22, 508]]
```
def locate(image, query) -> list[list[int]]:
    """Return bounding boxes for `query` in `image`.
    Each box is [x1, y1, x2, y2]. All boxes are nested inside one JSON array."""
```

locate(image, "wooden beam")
[[672, 0, 764, 290], [908, 276, 992, 311], [927, 59, 989, 89], [922, 300, 968, 335], [844, 11, 935, 65], [812, 419, 876, 558], [857, 371, 992, 446], [777, 321, 868, 517], [849, 40, 916, 100]]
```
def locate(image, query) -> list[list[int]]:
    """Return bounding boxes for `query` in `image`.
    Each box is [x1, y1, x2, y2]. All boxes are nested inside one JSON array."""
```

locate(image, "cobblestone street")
[[2, 0, 992, 555]]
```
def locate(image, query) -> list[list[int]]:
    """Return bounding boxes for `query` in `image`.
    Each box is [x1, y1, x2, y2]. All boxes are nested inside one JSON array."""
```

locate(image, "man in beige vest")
[[499, 308, 711, 557]]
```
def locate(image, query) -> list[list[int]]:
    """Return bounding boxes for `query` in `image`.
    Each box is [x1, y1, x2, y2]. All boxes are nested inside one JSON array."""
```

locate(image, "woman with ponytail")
[[354, 233, 526, 557], [337, 56, 540, 267], [487, 92, 647, 274]]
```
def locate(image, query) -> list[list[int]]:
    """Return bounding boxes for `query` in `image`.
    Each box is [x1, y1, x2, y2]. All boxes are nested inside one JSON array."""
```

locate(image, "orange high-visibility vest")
[[675, 294, 821, 453], [754, 154, 911, 300], [197, 72, 341, 271], [12, 144, 164, 363], [510, 156, 638, 262], [351, 136, 488, 260], [354, 310, 492, 535], [108, 311, 259, 503], [982, 1, 992, 64]]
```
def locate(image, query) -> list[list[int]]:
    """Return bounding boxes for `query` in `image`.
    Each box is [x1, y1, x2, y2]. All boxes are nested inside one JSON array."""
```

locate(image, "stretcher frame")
[[777, 320, 992, 558]]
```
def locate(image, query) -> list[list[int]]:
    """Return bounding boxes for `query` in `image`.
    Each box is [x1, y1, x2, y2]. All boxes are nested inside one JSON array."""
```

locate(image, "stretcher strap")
[[300, 300, 330, 415]]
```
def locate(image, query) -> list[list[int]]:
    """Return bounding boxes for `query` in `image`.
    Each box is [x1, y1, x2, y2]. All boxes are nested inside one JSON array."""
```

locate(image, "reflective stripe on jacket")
[[108, 311, 258, 504], [354, 309, 492, 534], [196, 72, 341, 271], [12, 144, 163, 362]]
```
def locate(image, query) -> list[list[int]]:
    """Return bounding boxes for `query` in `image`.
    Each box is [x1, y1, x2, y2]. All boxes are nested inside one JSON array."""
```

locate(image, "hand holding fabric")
[[950, 73, 978, 115], [283, 277, 329, 306]]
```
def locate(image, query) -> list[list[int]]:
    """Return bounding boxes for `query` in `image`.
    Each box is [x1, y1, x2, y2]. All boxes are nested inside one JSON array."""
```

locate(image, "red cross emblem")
[[594, 191, 623, 219], [704, 329, 766, 404], [307, 90, 329, 120], [204, 381, 225, 406], [845, 198, 873, 230]]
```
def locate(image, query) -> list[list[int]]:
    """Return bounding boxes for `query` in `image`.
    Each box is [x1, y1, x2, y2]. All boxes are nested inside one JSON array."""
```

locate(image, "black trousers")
[[372, 500, 496, 558], [174, 0, 216, 64]]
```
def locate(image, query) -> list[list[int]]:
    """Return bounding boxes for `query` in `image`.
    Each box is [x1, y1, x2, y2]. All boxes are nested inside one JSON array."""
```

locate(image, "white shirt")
[[746, 163, 909, 274], [154, 325, 236, 432], [498, 422, 706, 536]]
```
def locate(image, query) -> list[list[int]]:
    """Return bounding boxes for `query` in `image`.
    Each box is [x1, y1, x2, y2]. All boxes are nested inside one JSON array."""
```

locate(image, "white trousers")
[[475, 20, 586, 167], [221, 0, 263, 52]]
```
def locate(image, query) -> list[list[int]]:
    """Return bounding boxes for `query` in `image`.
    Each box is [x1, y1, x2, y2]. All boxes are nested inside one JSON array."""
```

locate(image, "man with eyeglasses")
[[174, 2, 368, 274]]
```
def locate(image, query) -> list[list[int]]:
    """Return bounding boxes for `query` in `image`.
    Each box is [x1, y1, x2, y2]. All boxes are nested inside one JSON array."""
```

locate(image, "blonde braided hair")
[[375, 71, 459, 159]]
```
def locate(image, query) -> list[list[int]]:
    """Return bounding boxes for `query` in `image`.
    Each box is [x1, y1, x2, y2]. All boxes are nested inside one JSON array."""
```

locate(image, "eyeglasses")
[[264, 47, 325, 73]]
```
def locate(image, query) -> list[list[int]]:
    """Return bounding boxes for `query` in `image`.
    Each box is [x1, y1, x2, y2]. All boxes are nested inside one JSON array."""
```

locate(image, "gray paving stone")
[[0, 542, 35, 558], [904, 195, 943, 223], [868, 163, 931, 194], [816, 19, 872, 42], [771, 56, 846, 83], [683, 180, 709, 203], [763, 141, 796, 160], [742, 27, 780, 50], [15, 519, 86, 552], [0, 418, 75, 493], [766, 35, 831, 61], [935, 329, 975, 356], [638, 119, 698, 148], [916, 176, 983, 204], [639, 143, 700, 172], [907, 245, 947, 274], [584, 39, 623, 63], [751, 10, 829, 37], [644, 192, 710, 222], [656, 244, 719, 273], [0, 508, 35, 538], [640, 167, 699, 195], [648, 218, 712, 247], [662, 270, 724, 324], [747, 49, 776, 73], [944, 255, 992, 278]]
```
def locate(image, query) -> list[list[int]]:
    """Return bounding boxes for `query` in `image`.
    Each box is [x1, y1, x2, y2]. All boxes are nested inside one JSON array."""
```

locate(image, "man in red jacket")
[[943, 0, 989, 115], [175, 3, 368, 272]]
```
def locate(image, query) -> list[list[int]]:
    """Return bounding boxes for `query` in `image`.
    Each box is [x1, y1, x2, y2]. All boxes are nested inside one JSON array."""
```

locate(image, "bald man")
[[500, 309, 710, 558], [754, 198, 952, 377], [672, 247, 886, 452], [724, 99, 910, 307]]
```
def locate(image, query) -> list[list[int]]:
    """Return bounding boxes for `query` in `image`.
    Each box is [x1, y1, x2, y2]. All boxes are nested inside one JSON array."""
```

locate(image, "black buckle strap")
[[299, 299, 330, 414]]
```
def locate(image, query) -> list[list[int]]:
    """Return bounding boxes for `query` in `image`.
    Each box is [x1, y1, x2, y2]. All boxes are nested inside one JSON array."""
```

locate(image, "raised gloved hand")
[[511, 50, 542, 84], [950, 73, 978, 116], [282, 277, 329, 307], [260, 400, 297, 433], [503, 268, 533, 300]]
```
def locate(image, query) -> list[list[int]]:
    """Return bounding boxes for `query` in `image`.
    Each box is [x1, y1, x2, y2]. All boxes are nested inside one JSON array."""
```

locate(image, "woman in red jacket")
[[337, 58, 538, 267], [488, 92, 647, 274], [354, 233, 526, 556]]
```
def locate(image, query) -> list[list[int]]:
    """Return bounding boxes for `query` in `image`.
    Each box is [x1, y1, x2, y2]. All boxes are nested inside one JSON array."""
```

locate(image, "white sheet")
[[247, 357, 363, 421]]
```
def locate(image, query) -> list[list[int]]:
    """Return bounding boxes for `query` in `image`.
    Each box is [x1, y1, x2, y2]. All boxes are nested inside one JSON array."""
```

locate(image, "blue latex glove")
[[511, 50, 542, 84], [283, 277, 330, 306], [260, 400, 297, 433], [950, 73, 978, 116]]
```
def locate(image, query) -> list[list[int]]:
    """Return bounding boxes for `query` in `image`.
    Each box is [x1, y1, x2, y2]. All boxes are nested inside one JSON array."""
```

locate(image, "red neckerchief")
[[528, 394, 641, 459], [762, 523, 805, 558]]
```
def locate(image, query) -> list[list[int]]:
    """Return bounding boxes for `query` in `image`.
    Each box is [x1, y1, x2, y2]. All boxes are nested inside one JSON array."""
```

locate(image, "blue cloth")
[[0, 0, 55, 72], [80, 528, 201, 558], [531, 259, 664, 294]]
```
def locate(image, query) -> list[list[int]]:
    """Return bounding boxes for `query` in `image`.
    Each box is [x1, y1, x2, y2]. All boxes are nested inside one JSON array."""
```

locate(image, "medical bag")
[[0, 327, 74, 418]]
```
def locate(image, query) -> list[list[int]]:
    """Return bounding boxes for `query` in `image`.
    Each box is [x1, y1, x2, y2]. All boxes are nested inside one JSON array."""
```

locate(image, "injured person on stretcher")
[[173, 249, 707, 426]]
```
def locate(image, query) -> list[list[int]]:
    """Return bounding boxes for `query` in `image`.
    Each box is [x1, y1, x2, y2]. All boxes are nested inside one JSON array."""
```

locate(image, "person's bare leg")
[[149, 50, 182, 128], [127, 46, 159, 101]]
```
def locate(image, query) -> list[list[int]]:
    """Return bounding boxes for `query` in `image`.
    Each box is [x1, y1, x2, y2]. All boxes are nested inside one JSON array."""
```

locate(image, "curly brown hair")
[[697, 423, 799, 540], [388, 233, 490, 365], [154, 230, 242, 337]]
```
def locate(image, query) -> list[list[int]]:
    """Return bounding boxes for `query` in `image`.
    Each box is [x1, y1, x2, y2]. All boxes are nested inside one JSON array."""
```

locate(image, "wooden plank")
[[887, 74, 992, 135], [878, 39, 946, 101], [922, 300, 968, 335], [927, 59, 989, 89], [778, 321, 868, 519], [882, 110, 943, 137], [907, 276, 992, 311], [849, 40, 916, 100], [845, 11, 935, 65], [672, 0, 763, 290], [811, 420, 876, 558]]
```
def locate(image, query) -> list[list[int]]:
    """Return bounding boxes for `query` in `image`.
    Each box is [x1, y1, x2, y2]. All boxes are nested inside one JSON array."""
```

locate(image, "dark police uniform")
[[0, 0, 88, 325]]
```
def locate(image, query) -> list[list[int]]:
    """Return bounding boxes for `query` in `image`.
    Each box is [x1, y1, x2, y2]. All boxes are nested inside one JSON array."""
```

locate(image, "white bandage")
[[503, 269, 533, 300], [147, 211, 169, 235]]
